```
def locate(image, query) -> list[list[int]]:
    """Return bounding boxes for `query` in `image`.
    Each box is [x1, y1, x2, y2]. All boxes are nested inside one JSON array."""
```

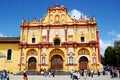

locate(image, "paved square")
[[9, 74, 119, 80]]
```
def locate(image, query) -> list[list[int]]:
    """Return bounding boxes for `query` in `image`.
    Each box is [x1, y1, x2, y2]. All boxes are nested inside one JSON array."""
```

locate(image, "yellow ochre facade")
[[0, 4, 102, 74]]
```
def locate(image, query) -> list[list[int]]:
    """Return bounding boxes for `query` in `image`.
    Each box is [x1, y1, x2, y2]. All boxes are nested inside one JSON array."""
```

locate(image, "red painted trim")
[[65, 28, 67, 42], [65, 64, 77, 66], [39, 64, 48, 66], [18, 63, 25, 66], [91, 64, 99, 66], [47, 29, 49, 42], [21, 23, 96, 30], [96, 31, 101, 63]]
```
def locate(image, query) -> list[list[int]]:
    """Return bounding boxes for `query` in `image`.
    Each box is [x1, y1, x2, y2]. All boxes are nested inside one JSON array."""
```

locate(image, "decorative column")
[[47, 27, 49, 42], [19, 47, 25, 71], [96, 30, 101, 63], [74, 25, 77, 42], [65, 26, 67, 42], [39, 26, 42, 42]]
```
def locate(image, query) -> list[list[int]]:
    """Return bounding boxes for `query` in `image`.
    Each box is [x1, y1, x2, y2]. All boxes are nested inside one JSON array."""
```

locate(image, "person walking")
[[23, 69, 26, 75], [52, 69, 55, 77], [6, 71, 9, 80], [48, 70, 51, 77], [77, 70, 80, 80], [43, 69, 47, 77], [70, 70, 74, 78], [118, 67, 120, 78], [91, 70, 94, 77], [1, 70, 7, 80], [97, 70, 100, 76], [23, 73, 28, 80]]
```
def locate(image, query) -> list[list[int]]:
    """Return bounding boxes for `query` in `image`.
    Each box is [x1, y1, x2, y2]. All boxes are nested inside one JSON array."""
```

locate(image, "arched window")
[[61, 14, 65, 24], [42, 57, 46, 65], [61, 14, 65, 20], [7, 49, 12, 60], [68, 57, 74, 65], [55, 15, 60, 22], [80, 36, 85, 42], [54, 38, 60, 46], [32, 38, 36, 43]]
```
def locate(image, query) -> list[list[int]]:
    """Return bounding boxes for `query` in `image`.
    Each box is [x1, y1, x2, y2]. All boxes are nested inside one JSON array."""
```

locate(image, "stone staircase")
[[15, 70, 70, 75], [54, 70, 70, 75], [15, 70, 41, 75]]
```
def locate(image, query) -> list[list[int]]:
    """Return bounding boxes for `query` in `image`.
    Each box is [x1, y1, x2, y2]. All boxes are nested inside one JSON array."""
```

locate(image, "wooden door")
[[28, 57, 36, 70], [51, 55, 63, 70], [79, 56, 88, 70]]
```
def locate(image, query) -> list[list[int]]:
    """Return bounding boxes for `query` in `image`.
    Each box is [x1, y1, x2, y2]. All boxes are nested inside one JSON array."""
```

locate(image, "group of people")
[[70, 67, 120, 80], [40, 69, 55, 77], [1, 70, 9, 80], [109, 66, 120, 78], [70, 69, 101, 80]]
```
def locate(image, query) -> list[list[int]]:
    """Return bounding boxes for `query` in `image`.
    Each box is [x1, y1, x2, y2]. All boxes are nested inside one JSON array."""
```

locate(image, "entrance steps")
[[15, 70, 70, 75], [54, 70, 70, 75], [15, 70, 41, 75]]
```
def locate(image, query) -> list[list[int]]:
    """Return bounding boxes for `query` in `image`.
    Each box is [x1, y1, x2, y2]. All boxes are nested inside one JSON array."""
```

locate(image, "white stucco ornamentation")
[[79, 55, 90, 61], [68, 29, 73, 35], [27, 55, 38, 61], [42, 48, 46, 53], [42, 29, 47, 36], [49, 29, 65, 42], [68, 48, 74, 53]]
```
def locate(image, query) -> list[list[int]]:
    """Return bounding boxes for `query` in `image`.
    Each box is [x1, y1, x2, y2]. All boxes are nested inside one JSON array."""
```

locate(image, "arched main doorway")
[[79, 56, 88, 70], [28, 57, 37, 70], [51, 55, 63, 70]]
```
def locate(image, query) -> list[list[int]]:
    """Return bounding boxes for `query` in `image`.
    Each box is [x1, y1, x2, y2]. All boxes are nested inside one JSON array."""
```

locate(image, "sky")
[[0, 0, 120, 55]]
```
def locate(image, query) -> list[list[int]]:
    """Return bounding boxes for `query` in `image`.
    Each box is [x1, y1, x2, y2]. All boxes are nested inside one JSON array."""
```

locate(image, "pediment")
[[42, 4, 73, 25]]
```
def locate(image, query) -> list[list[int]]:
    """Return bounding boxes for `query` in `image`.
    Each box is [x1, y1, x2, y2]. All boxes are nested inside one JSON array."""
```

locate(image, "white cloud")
[[100, 39, 113, 54], [108, 30, 120, 40], [0, 33, 4, 37], [100, 30, 120, 55], [108, 31, 115, 36], [0, 33, 10, 37], [69, 9, 87, 20], [116, 34, 120, 39]]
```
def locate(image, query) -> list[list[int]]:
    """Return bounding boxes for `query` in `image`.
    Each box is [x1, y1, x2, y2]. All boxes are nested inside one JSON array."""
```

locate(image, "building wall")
[[0, 5, 102, 74], [0, 43, 20, 73], [0, 58, 6, 70]]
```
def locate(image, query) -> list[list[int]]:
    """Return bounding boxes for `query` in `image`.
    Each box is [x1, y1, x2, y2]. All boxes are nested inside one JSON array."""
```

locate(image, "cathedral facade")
[[0, 5, 101, 73]]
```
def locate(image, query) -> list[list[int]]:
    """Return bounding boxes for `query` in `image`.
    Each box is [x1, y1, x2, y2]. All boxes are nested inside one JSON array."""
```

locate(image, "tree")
[[104, 46, 114, 66], [102, 40, 120, 67], [114, 40, 120, 66]]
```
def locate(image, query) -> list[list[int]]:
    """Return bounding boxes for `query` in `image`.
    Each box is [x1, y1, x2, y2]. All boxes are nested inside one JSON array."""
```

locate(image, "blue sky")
[[0, 0, 120, 54]]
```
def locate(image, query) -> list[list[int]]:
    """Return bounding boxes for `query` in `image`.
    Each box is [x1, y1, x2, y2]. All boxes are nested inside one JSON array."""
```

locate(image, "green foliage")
[[102, 40, 120, 67]]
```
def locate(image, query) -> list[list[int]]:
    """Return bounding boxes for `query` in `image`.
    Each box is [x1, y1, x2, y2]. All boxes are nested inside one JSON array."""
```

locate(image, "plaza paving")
[[9, 74, 120, 80]]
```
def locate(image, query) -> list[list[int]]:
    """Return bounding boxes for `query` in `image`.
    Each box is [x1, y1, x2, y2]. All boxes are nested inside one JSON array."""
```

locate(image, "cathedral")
[[0, 4, 101, 74]]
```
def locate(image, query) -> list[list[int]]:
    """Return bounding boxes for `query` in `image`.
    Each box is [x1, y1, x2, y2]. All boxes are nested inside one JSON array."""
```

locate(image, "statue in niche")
[[93, 57, 96, 64], [42, 56, 46, 65], [92, 47, 95, 53], [82, 49, 85, 54], [55, 29, 59, 36], [31, 49, 34, 54], [68, 56, 74, 65]]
